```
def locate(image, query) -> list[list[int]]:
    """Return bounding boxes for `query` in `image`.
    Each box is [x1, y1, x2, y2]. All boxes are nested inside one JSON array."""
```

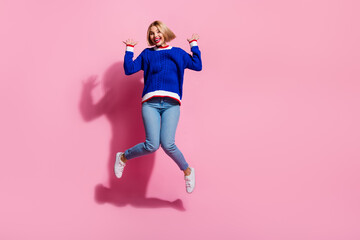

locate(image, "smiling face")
[[146, 21, 176, 46], [149, 26, 166, 47]]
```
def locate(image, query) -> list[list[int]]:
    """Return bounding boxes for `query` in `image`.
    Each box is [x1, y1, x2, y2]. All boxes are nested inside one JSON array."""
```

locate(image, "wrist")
[[189, 39, 198, 47], [126, 44, 134, 52]]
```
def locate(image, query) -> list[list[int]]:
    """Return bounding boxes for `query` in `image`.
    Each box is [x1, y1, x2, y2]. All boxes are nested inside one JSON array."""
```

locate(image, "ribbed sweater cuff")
[[189, 40, 198, 47], [126, 45, 134, 52]]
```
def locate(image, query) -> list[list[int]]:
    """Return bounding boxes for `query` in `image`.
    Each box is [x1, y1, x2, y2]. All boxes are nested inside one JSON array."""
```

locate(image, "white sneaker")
[[114, 152, 126, 178], [185, 167, 195, 193]]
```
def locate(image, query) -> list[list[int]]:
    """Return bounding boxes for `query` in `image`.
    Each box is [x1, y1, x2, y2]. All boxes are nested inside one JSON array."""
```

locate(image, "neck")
[[156, 42, 168, 48]]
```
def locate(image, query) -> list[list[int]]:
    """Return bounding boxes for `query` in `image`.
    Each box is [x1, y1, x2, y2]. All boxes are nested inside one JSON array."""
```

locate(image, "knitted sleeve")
[[184, 41, 202, 71], [123, 46, 145, 75]]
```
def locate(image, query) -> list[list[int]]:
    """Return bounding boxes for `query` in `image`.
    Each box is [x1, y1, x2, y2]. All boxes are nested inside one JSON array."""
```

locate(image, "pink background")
[[1, 0, 359, 239]]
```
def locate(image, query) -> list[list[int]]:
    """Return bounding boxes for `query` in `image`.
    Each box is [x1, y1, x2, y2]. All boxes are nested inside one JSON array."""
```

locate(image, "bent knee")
[[160, 141, 176, 152], [145, 141, 160, 153]]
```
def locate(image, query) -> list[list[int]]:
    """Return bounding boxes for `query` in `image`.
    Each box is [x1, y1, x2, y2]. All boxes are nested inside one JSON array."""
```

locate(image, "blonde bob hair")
[[146, 20, 176, 46]]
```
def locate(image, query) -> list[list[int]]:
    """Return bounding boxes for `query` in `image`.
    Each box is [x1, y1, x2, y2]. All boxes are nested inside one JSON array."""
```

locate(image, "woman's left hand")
[[187, 33, 200, 42]]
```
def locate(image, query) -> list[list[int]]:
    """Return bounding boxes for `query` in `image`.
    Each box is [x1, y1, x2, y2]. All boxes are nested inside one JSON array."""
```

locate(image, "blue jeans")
[[124, 97, 189, 171]]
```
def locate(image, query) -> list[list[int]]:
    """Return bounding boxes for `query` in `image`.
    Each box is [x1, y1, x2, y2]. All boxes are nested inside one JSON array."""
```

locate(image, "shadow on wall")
[[79, 61, 185, 211]]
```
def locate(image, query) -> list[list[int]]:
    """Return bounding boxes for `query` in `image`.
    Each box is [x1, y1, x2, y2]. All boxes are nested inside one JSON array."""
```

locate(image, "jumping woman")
[[114, 20, 202, 193]]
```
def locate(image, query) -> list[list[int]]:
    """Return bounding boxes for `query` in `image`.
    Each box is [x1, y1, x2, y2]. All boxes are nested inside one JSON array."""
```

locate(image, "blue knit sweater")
[[124, 41, 202, 104]]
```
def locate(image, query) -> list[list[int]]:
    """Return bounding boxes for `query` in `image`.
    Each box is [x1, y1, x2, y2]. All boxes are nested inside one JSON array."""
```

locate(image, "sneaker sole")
[[186, 167, 195, 193], [114, 152, 123, 178]]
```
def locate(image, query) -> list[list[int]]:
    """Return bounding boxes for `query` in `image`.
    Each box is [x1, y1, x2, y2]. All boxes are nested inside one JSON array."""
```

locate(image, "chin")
[[153, 40, 163, 46]]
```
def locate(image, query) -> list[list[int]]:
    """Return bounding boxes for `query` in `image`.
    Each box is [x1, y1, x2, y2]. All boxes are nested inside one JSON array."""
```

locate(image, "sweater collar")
[[154, 45, 172, 51]]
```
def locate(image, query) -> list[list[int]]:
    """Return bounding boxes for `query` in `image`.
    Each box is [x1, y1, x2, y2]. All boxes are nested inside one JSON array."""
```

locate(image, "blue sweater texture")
[[124, 45, 202, 103]]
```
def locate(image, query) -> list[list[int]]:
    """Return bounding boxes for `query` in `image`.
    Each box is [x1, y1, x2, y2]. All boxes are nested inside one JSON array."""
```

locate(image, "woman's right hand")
[[123, 38, 138, 46]]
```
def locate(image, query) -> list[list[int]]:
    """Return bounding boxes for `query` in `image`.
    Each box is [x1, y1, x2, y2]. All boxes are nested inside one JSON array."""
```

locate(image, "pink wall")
[[1, 0, 359, 239]]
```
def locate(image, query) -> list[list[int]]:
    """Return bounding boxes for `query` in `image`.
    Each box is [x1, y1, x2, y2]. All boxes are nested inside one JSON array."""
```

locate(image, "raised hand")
[[123, 38, 138, 46], [187, 33, 200, 42]]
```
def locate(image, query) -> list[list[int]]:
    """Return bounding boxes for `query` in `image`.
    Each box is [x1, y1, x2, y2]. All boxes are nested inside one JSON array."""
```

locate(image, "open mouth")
[[154, 37, 161, 43]]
